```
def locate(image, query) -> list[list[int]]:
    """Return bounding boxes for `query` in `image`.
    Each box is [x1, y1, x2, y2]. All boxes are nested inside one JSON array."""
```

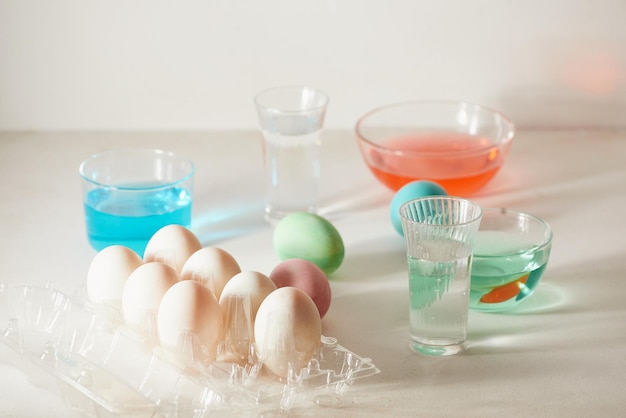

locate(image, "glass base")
[[410, 340, 465, 356], [264, 206, 317, 225]]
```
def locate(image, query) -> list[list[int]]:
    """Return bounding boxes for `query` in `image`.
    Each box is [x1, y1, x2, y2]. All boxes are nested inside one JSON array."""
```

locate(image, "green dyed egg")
[[273, 212, 345, 275]]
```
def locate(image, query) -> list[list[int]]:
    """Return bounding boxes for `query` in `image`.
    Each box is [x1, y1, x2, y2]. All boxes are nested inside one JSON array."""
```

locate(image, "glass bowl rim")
[[473, 207, 553, 258], [79, 148, 195, 191], [355, 100, 515, 159]]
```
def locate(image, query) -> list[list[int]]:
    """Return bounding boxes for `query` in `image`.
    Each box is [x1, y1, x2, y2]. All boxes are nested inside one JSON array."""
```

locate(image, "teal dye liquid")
[[470, 231, 550, 312], [84, 186, 192, 255]]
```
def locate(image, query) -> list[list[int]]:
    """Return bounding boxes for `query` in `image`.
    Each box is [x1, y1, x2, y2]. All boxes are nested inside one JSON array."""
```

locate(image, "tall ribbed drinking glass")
[[399, 196, 482, 356]]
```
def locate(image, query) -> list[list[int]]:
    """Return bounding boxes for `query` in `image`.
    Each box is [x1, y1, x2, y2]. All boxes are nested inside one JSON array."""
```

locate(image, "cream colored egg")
[[219, 271, 277, 325], [157, 280, 223, 360], [143, 225, 202, 274], [254, 287, 322, 379], [180, 247, 241, 299], [121, 262, 179, 330], [86, 245, 143, 307]]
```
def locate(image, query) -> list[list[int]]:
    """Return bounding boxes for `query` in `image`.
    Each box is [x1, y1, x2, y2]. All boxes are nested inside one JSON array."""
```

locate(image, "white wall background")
[[0, 0, 624, 131]]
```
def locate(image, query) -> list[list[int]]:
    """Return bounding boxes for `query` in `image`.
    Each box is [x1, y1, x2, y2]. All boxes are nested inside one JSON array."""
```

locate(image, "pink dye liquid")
[[364, 132, 508, 196]]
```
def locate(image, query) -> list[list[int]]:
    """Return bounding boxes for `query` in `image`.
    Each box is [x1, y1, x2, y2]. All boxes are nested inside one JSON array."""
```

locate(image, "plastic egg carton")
[[0, 282, 379, 417]]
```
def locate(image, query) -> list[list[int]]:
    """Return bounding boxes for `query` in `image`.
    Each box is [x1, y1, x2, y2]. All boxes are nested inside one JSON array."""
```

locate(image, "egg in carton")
[[0, 283, 379, 416], [0, 225, 380, 416]]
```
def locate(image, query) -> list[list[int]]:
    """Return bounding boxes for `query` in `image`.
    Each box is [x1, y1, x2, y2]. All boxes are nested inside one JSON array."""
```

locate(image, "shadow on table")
[[324, 287, 416, 389], [333, 246, 406, 283], [465, 253, 626, 356], [192, 202, 267, 246], [318, 187, 390, 221], [317, 252, 626, 412], [473, 250, 620, 319], [325, 260, 587, 386]]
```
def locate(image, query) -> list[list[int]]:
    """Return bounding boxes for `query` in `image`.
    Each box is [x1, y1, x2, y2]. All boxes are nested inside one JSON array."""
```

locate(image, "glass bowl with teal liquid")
[[469, 208, 553, 312]]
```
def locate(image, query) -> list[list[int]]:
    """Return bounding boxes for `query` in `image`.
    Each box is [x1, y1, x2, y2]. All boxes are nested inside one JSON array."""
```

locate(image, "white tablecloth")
[[1, 129, 625, 417]]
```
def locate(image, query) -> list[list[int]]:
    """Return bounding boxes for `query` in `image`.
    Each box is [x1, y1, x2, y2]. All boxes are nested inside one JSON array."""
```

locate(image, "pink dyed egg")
[[269, 258, 332, 318]]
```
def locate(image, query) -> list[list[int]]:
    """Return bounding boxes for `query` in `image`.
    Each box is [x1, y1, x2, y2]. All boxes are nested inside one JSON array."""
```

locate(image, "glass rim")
[[254, 85, 329, 114], [474, 207, 553, 257], [398, 196, 483, 227], [355, 100, 515, 158], [79, 148, 195, 190]]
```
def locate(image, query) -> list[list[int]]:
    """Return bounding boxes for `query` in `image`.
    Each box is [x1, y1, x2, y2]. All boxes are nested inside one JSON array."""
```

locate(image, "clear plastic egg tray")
[[0, 282, 379, 417]]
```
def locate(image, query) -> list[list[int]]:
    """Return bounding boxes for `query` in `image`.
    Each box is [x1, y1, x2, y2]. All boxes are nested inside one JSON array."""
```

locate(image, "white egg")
[[143, 225, 202, 274], [254, 287, 322, 379], [86, 245, 143, 308], [180, 247, 241, 299], [157, 280, 223, 361], [219, 271, 277, 326], [121, 262, 179, 330]]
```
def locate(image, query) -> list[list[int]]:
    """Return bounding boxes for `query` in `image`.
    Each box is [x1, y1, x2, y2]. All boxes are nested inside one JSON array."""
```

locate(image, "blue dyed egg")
[[389, 181, 447, 236]]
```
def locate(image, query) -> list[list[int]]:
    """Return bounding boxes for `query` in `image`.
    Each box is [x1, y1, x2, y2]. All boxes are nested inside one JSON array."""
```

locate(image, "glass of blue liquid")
[[79, 149, 194, 256]]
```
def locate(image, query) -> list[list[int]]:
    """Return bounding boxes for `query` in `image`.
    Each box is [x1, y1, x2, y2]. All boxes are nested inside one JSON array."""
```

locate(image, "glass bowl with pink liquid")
[[355, 101, 515, 196]]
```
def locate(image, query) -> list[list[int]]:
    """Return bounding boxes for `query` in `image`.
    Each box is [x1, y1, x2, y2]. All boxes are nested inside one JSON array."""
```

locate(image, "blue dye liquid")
[[84, 186, 192, 255]]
